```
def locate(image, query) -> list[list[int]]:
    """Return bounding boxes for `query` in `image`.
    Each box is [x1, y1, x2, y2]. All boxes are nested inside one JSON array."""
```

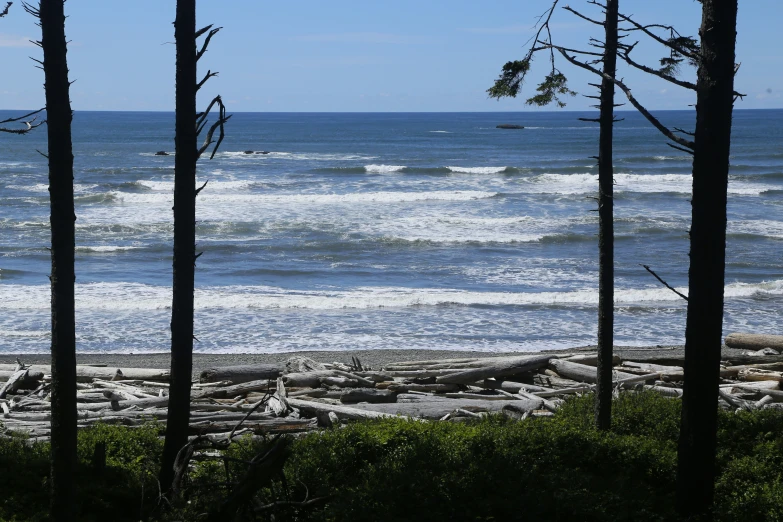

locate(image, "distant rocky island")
[[496, 124, 524, 129]]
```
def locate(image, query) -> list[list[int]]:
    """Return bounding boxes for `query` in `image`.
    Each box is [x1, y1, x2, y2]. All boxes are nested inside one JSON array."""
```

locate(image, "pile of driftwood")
[[2, 332, 783, 442]]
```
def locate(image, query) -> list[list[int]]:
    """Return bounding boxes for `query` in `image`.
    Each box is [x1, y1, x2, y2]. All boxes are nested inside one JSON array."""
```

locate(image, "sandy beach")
[[1, 344, 747, 377]]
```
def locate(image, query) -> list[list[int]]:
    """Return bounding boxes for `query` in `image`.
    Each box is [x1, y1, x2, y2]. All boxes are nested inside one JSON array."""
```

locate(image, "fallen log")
[[0, 364, 170, 383], [563, 354, 621, 367], [720, 362, 783, 378], [340, 388, 396, 404], [535, 372, 585, 389], [548, 359, 637, 384], [737, 368, 783, 383], [0, 364, 31, 399], [187, 417, 318, 435], [283, 370, 374, 388], [621, 361, 684, 374], [384, 383, 460, 393], [287, 397, 412, 421], [435, 355, 552, 385], [197, 379, 274, 400], [725, 333, 783, 352], [347, 398, 543, 420], [198, 364, 284, 384]]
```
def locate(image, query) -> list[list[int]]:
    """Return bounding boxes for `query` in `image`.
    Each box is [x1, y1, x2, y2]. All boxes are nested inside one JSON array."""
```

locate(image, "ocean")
[[0, 110, 781, 354]]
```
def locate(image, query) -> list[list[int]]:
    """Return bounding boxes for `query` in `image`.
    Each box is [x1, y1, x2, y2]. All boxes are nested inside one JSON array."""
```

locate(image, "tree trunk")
[[159, 0, 198, 493], [595, 0, 618, 432], [677, 0, 738, 516], [38, 1, 77, 519]]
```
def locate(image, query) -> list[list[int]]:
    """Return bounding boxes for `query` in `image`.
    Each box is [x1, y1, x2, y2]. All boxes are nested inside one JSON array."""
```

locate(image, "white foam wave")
[[136, 180, 255, 192], [7, 183, 98, 194], [447, 166, 507, 174], [219, 151, 378, 162], [729, 220, 783, 239], [3, 280, 781, 312], [364, 164, 406, 173], [429, 130, 451, 133], [113, 190, 498, 206], [75, 245, 141, 253], [526, 173, 773, 195]]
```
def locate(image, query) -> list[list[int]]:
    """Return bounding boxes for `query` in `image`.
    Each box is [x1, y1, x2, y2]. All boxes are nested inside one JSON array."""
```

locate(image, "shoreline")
[[0, 344, 738, 375]]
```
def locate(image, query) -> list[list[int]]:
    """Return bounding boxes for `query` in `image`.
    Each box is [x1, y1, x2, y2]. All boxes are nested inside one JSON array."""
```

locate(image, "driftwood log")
[[435, 355, 552, 385], [548, 359, 637, 384], [725, 333, 783, 352], [198, 364, 284, 384]]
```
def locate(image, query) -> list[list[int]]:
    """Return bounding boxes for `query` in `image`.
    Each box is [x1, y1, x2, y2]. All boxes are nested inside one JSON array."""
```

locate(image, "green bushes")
[[285, 407, 679, 521], [2, 393, 783, 520]]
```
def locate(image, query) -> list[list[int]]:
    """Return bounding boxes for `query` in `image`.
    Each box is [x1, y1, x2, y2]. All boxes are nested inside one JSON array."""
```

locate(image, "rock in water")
[[496, 124, 524, 129], [154, 151, 170, 156]]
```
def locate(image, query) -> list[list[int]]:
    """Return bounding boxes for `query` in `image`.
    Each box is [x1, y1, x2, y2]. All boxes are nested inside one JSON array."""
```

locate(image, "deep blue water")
[[0, 110, 781, 353]]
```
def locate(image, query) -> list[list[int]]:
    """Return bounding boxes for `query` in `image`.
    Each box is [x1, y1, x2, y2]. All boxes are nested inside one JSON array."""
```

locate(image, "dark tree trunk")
[[159, 0, 198, 493], [677, 0, 738, 516], [594, 0, 618, 431], [39, 0, 77, 519]]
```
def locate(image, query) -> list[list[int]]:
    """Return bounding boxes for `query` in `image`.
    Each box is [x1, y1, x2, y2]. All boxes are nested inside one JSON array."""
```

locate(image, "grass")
[[2, 392, 783, 521]]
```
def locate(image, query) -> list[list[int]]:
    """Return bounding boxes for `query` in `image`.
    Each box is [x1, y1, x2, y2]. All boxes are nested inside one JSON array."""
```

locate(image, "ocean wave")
[[524, 173, 774, 195], [113, 190, 499, 206], [364, 164, 406, 173], [75, 245, 142, 253], [447, 166, 508, 174], [136, 179, 257, 192], [6, 183, 99, 194], [3, 280, 781, 311], [218, 151, 378, 162], [429, 130, 451, 133]]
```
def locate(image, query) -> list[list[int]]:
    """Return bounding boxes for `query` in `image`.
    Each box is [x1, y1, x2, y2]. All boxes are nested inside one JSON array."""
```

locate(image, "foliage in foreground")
[[3, 392, 783, 521]]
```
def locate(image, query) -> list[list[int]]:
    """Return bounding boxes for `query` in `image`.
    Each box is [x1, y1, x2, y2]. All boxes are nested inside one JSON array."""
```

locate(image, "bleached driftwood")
[[548, 359, 637, 384], [286, 397, 411, 421], [737, 368, 783, 383], [347, 398, 543, 420], [725, 333, 783, 352], [340, 388, 396, 404], [198, 364, 284, 384], [283, 370, 373, 388], [435, 355, 552, 385], [384, 383, 460, 393], [562, 354, 621, 366]]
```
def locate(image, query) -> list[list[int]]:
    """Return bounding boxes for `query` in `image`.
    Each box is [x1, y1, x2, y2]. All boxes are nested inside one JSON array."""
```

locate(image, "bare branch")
[[195, 24, 213, 39], [0, 108, 45, 134], [617, 12, 698, 60], [620, 43, 697, 91], [196, 95, 232, 160], [563, 5, 603, 26], [550, 45, 694, 150], [667, 142, 695, 156], [196, 70, 218, 92], [196, 26, 221, 62], [641, 264, 688, 301], [0, 2, 12, 18]]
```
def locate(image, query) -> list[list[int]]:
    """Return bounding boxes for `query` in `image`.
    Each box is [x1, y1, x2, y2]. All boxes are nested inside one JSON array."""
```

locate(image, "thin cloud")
[[292, 32, 429, 44], [459, 21, 586, 35], [0, 34, 35, 47], [459, 25, 533, 35]]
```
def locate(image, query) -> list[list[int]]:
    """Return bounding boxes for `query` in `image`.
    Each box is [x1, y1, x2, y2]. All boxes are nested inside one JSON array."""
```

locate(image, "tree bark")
[[38, 0, 77, 519], [595, 0, 619, 432], [677, 0, 738, 517], [160, 0, 198, 494]]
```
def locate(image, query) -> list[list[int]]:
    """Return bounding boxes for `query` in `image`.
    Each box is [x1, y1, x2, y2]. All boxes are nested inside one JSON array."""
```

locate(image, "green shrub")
[[0, 393, 783, 521]]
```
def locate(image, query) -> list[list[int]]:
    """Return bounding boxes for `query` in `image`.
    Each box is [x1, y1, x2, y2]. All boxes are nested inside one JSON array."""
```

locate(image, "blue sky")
[[1, 0, 780, 112]]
